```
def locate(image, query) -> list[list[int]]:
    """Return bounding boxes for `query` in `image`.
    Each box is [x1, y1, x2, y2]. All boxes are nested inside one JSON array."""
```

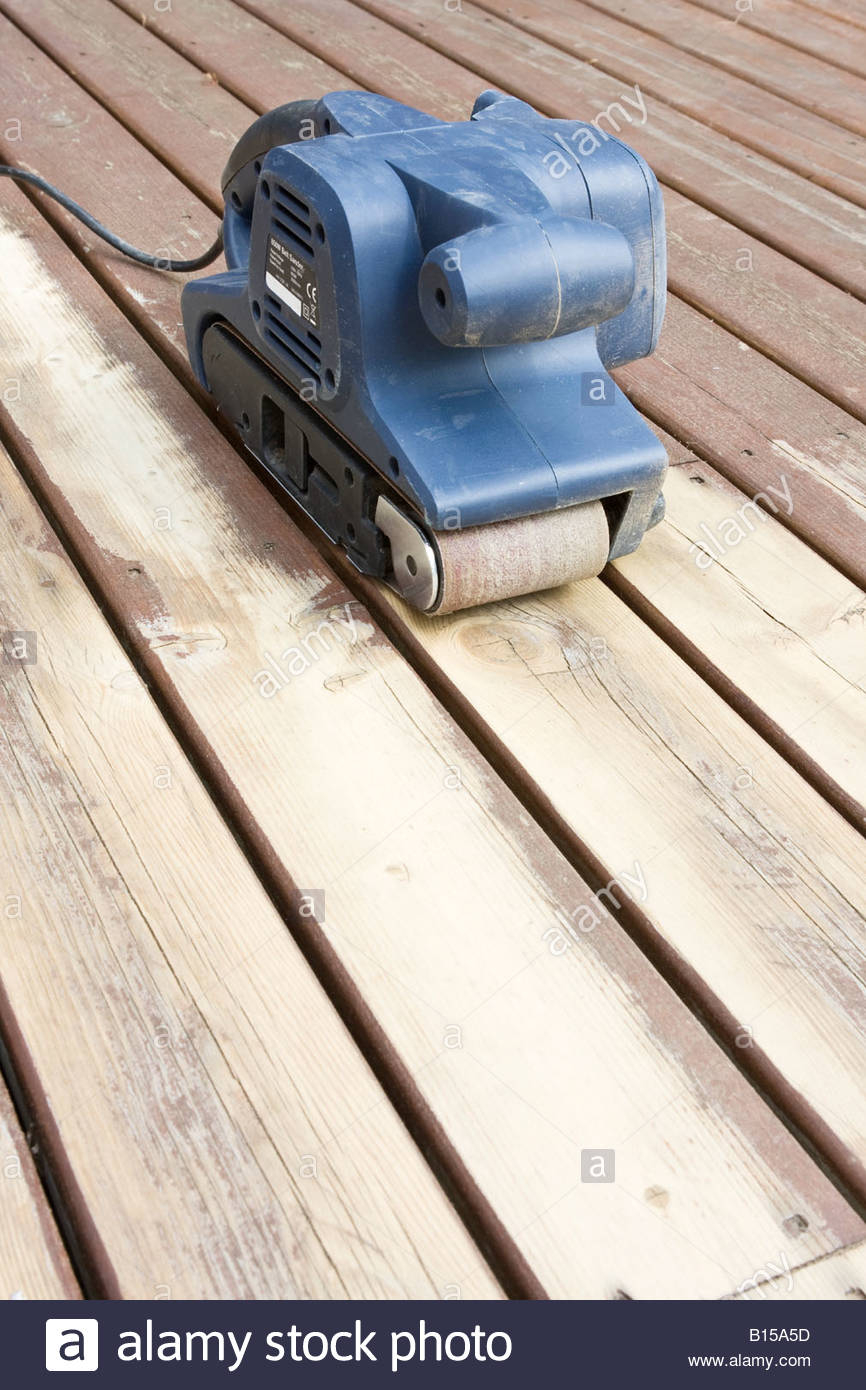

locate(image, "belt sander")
[[182, 90, 667, 614]]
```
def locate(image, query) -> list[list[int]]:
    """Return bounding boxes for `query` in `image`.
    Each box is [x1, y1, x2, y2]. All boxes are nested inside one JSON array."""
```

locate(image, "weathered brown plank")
[[0, 0, 352, 211], [565, 0, 866, 120], [114, 0, 480, 118], [3, 177, 861, 1298], [798, 0, 866, 29], [688, 0, 866, 79], [351, 0, 866, 299], [662, 190, 866, 424], [471, 0, 866, 208], [0, 1078, 78, 1298], [0, 443, 503, 1300]]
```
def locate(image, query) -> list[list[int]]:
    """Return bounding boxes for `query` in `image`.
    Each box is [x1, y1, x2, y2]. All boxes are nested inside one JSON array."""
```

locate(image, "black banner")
[[5, 1297, 860, 1386]]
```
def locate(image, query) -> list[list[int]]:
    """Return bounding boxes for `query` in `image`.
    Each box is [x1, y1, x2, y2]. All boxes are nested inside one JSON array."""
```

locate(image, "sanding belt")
[[430, 500, 609, 613]]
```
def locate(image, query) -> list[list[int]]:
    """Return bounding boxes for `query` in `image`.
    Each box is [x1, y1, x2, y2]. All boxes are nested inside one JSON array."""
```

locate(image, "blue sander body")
[[182, 89, 667, 613]]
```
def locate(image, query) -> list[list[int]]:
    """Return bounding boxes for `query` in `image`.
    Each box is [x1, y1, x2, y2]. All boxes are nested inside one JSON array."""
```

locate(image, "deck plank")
[[0, 444, 502, 1300], [0, 0, 352, 215], [798, 0, 866, 29], [562, 0, 866, 114], [0, 1079, 78, 1299], [687, 0, 866, 77], [610, 457, 866, 831], [661, 190, 866, 425], [1, 182, 861, 1297], [471, 0, 866, 207], [618, 297, 866, 589]]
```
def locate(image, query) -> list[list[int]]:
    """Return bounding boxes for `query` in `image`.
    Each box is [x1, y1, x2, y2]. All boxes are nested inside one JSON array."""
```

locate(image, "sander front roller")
[[182, 90, 668, 614]]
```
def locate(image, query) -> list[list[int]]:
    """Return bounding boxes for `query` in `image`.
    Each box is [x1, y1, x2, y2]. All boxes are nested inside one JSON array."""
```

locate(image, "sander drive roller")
[[375, 497, 611, 615], [182, 89, 668, 614]]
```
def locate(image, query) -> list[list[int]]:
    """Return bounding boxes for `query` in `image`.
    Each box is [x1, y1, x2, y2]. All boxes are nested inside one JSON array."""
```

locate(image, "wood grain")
[[2, 181, 860, 1297], [569, 0, 866, 121], [728, 1240, 866, 1300], [687, 0, 866, 79], [610, 457, 866, 828], [618, 296, 866, 589], [797, 0, 866, 31], [0, 1081, 78, 1298], [471, 0, 866, 207], [661, 190, 866, 425], [0, 0, 351, 213], [0, 443, 502, 1300]]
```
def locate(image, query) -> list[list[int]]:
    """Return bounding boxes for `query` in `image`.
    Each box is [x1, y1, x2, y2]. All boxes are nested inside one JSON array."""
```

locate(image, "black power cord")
[[0, 166, 224, 271]]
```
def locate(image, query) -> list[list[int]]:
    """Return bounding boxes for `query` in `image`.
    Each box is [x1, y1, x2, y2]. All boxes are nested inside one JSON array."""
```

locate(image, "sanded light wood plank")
[[352, 0, 866, 299], [2, 185, 860, 1300], [729, 1240, 866, 1300], [571, 0, 866, 121], [688, 0, 866, 78], [0, 1080, 78, 1299], [612, 457, 866, 826], [373, 570, 866, 1184], [4, 1, 863, 592], [471, 0, 866, 208], [0, 447, 502, 1300]]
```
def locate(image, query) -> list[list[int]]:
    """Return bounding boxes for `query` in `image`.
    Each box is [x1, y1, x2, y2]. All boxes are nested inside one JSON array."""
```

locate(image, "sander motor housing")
[[182, 89, 667, 612]]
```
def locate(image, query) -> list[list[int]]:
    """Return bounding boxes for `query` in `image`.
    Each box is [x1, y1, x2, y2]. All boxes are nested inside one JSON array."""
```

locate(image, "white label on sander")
[[265, 271, 303, 317]]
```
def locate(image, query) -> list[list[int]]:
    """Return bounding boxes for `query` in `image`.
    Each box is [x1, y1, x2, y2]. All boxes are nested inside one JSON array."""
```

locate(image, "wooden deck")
[[1, 0, 865, 1301]]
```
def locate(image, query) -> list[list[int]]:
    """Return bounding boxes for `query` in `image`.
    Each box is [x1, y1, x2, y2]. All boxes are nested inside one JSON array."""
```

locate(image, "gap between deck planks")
[[5, 0, 866, 1212], [3, 181, 865, 1298], [0, 1074, 79, 1299], [728, 1238, 866, 1301], [606, 0, 866, 87], [0, 442, 508, 1300]]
